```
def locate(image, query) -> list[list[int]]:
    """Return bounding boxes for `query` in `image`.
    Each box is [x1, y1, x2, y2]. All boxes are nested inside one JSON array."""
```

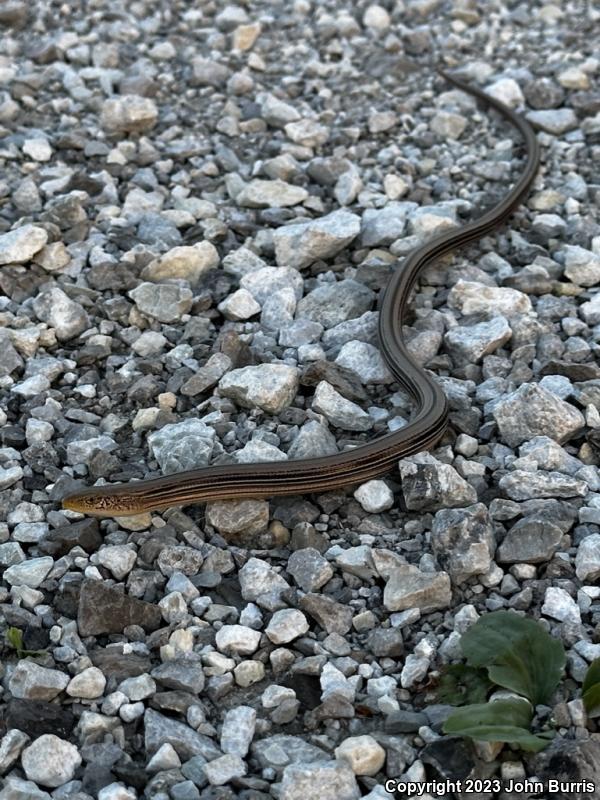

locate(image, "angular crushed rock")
[[0, 0, 597, 794], [77, 579, 162, 636]]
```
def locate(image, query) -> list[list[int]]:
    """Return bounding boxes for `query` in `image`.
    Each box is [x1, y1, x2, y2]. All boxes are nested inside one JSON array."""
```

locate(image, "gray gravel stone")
[[335, 545, 376, 580], [361, 202, 414, 246], [0, 465, 24, 490], [280, 760, 360, 800], [430, 111, 467, 139], [203, 753, 247, 786], [0, 777, 52, 800], [9, 662, 69, 701], [334, 341, 392, 383], [128, 282, 193, 323], [322, 311, 378, 350], [287, 547, 333, 591], [273, 210, 360, 269], [21, 734, 82, 788], [297, 280, 375, 331], [266, 608, 309, 644], [576, 534, 600, 581], [222, 246, 267, 278], [219, 363, 299, 414], [288, 419, 339, 458], [542, 586, 581, 624], [157, 545, 203, 577], [148, 419, 215, 474], [236, 179, 308, 208], [144, 709, 221, 761], [32, 287, 89, 341], [383, 564, 452, 613], [519, 435, 582, 475], [399, 453, 477, 511], [335, 735, 386, 776], [101, 95, 158, 133], [0, 224, 47, 264], [221, 705, 256, 757], [240, 265, 304, 304], [260, 93, 301, 126], [493, 383, 584, 447], [526, 108, 578, 134], [284, 118, 329, 147], [235, 439, 287, 463], [218, 287, 261, 320], [66, 666, 106, 699], [119, 674, 156, 702], [206, 499, 269, 537], [431, 504, 496, 584], [353, 480, 394, 513], [78, 578, 162, 636], [97, 545, 137, 580], [215, 624, 261, 655], [562, 245, 600, 287], [499, 470, 588, 500], [152, 660, 205, 694], [141, 242, 219, 283], [3, 556, 53, 587], [0, 729, 29, 775], [444, 316, 511, 364], [191, 56, 230, 87], [299, 593, 353, 634], [239, 557, 289, 610], [496, 517, 564, 563], [448, 279, 531, 317], [312, 381, 372, 431], [181, 352, 232, 397]]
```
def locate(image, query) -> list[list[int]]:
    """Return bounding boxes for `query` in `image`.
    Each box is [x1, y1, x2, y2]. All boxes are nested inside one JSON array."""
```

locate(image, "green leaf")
[[583, 684, 600, 714], [6, 627, 24, 651], [436, 664, 493, 706], [443, 698, 550, 753], [460, 611, 566, 705], [583, 658, 600, 696], [487, 650, 538, 705], [445, 697, 532, 729]]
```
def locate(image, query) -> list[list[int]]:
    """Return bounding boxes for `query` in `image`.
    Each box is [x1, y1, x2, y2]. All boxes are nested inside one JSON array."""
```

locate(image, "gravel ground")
[[0, 0, 600, 798]]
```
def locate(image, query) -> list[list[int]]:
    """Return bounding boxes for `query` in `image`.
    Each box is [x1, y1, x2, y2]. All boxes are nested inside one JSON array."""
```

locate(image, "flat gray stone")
[[493, 383, 584, 447], [21, 734, 81, 788], [144, 709, 221, 761], [384, 564, 452, 613], [280, 760, 360, 800], [219, 363, 299, 414], [296, 279, 374, 329], [499, 470, 588, 501], [9, 662, 69, 702], [148, 419, 215, 474], [399, 453, 477, 511], [128, 282, 193, 323], [0, 225, 47, 264], [274, 210, 360, 269], [444, 316, 511, 364], [431, 503, 495, 584], [32, 287, 89, 341], [496, 516, 564, 563], [78, 579, 162, 636], [312, 381, 372, 431]]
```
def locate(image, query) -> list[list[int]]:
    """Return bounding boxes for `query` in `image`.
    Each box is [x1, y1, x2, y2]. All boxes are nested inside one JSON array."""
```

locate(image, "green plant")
[[440, 611, 566, 752], [459, 610, 566, 705], [443, 697, 553, 753], [5, 627, 46, 658], [435, 663, 493, 705], [582, 658, 600, 715]]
